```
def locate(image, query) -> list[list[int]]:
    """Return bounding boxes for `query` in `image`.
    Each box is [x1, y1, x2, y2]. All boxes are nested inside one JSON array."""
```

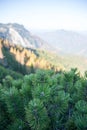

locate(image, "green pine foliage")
[[3, 86, 25, 120], [7, 119, 25, 130], [25, 98, 49, 130], [0, 68, 87, 130]]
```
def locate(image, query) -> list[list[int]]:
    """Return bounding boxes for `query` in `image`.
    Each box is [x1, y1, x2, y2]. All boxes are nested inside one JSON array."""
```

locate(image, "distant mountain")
[[0, 23, 50, 50], [37, 30, 87, 56]]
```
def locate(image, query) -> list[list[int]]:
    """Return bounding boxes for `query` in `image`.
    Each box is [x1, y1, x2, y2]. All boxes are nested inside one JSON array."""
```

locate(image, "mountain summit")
[[0, 23, 50, 50]]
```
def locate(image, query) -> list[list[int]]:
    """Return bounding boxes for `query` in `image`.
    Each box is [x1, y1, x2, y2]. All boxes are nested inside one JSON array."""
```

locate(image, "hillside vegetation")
[[38, 50, 87, 75], [0, 38, 87, 76], [0, 38, 64, 75]]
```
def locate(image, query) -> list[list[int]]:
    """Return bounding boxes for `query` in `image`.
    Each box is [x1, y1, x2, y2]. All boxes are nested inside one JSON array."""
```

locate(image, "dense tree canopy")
[[0, 69, 87, 130]]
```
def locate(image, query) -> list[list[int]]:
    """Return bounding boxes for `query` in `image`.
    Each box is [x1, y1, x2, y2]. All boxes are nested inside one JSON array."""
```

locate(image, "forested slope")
[[0, 38, 62, 75]]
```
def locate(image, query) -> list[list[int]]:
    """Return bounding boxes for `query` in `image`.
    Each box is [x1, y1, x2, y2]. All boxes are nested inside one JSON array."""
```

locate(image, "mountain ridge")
[[37, 29, 87, 56], [0, 23, 51, 50]]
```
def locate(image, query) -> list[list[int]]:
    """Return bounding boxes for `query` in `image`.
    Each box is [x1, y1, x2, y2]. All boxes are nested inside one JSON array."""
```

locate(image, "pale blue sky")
[[0, 0, 87, 30]]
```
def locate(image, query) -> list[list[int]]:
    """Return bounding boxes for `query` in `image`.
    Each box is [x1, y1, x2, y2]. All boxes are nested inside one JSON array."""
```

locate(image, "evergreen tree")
[[25, 98, 50, 130], [3, 86, 25, 120]]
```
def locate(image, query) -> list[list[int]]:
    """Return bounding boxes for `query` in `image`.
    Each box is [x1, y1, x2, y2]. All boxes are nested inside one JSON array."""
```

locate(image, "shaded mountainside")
[[0, 23, 50, 50], [37, 30, 87, 55], [0, 38, 87, 75], [0, 38, 63, 75]]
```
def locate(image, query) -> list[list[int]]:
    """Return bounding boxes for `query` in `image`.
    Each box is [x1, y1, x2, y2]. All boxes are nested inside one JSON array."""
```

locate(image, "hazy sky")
[[0, 0, 87, 30]]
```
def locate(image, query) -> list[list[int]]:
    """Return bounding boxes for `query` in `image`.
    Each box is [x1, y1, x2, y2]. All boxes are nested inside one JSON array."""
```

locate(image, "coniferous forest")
[[0, 1, 87, 129], [0, 68, 87, 130]]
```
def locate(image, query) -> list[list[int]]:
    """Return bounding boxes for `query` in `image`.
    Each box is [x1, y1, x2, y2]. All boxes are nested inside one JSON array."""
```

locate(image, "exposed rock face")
[[0, 23, 50, 50]]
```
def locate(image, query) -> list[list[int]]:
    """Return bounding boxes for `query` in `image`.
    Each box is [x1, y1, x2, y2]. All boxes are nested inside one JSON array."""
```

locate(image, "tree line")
[[0, 38, 62, 75]]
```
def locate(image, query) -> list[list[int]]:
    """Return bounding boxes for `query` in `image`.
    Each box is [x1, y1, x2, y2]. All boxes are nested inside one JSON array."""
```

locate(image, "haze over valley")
[[36, 29, 87, 56]]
